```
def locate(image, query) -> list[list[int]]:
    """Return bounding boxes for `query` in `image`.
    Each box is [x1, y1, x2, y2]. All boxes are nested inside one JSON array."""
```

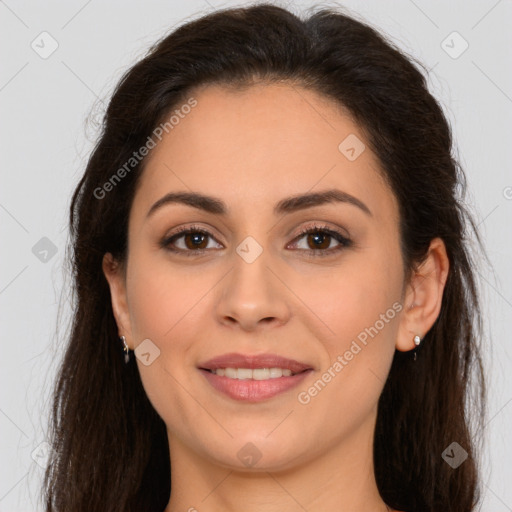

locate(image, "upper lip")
[[198, 352, 313, 374]]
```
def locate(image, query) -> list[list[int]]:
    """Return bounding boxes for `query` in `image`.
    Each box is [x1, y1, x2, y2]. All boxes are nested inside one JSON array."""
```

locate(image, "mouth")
[[198, 352, 314, 402]]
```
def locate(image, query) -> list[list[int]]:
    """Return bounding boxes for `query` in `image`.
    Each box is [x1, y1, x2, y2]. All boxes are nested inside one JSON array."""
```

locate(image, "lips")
[[198, 352, 313, 374]]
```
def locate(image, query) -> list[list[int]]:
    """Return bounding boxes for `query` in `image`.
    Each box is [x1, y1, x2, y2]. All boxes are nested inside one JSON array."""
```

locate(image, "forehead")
[[132, 82, 397, 224]]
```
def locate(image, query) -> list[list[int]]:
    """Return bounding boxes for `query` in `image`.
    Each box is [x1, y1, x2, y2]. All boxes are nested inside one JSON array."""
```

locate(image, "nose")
[[215, 251, 291, 332]]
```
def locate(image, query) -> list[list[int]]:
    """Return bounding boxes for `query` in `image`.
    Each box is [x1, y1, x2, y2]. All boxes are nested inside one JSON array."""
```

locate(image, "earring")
[[413, 334, 421, 361], [120, 336, 130, 364]]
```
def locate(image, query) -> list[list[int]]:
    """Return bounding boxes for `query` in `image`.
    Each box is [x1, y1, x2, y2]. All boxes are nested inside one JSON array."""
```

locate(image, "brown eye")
[[161, 226, 222, 256], [290, 225, 352, 257]]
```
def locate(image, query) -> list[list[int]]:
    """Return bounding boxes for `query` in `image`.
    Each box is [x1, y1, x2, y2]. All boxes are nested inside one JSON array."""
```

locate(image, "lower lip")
[[200, 369, 313, 402]]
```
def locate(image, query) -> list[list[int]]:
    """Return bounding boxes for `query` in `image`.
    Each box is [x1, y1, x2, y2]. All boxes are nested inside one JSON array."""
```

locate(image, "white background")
[[1, 1, 511, 510]]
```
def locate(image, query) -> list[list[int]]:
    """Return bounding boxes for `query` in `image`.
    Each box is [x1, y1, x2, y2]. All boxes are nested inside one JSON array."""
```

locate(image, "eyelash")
[[160, 223, 352, 258]]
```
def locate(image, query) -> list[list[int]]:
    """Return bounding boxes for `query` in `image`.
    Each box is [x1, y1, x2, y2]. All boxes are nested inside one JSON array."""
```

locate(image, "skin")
[[103, 82, 449, 512]]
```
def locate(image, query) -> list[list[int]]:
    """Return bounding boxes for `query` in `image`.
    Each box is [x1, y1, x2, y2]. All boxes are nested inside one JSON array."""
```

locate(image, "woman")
[[42, 3, 487, 511]]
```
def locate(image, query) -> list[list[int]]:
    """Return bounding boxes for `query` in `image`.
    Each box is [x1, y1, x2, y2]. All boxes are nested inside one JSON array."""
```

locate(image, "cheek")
[[124, 255, 209, 426], [125, 251, 207, 341], [302, 254, 402, 344], [296, 250, 403, 404]]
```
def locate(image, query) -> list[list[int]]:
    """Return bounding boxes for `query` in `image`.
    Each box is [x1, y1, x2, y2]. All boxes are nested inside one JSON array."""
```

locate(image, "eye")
[[160, 225, 222, 256], [288, 223, 352, 257], [160, 223, 352, 257]]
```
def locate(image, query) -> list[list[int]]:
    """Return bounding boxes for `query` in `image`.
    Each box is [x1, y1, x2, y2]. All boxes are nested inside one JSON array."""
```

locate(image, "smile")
[[200, 368, 313, 402]]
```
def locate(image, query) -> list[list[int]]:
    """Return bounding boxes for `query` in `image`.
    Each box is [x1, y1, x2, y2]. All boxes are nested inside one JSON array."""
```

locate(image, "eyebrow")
[[146, 188, 372, 219]]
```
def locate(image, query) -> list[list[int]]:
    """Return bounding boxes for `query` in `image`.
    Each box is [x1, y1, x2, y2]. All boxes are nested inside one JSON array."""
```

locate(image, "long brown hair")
[[42, 4, 487, 511]]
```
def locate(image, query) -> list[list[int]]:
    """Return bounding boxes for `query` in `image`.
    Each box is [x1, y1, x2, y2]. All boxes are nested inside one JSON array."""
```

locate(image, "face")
[[105, 82, 410, 471]]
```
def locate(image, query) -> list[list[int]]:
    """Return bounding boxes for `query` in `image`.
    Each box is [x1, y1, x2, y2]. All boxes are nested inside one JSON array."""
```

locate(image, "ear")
[[396, 238, 450, 352], [102, 253, 134, 350]]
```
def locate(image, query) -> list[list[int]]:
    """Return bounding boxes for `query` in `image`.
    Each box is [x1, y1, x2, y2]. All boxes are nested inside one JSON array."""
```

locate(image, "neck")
[[163, 412, 391, 512]]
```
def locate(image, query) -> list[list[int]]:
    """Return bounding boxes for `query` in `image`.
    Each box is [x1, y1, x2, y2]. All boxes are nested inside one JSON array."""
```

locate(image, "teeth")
[[211, 367, 294, 379]]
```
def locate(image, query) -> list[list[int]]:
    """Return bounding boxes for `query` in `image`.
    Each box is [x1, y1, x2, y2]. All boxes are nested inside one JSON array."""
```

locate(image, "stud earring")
[[120, 336, 130, 364]]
